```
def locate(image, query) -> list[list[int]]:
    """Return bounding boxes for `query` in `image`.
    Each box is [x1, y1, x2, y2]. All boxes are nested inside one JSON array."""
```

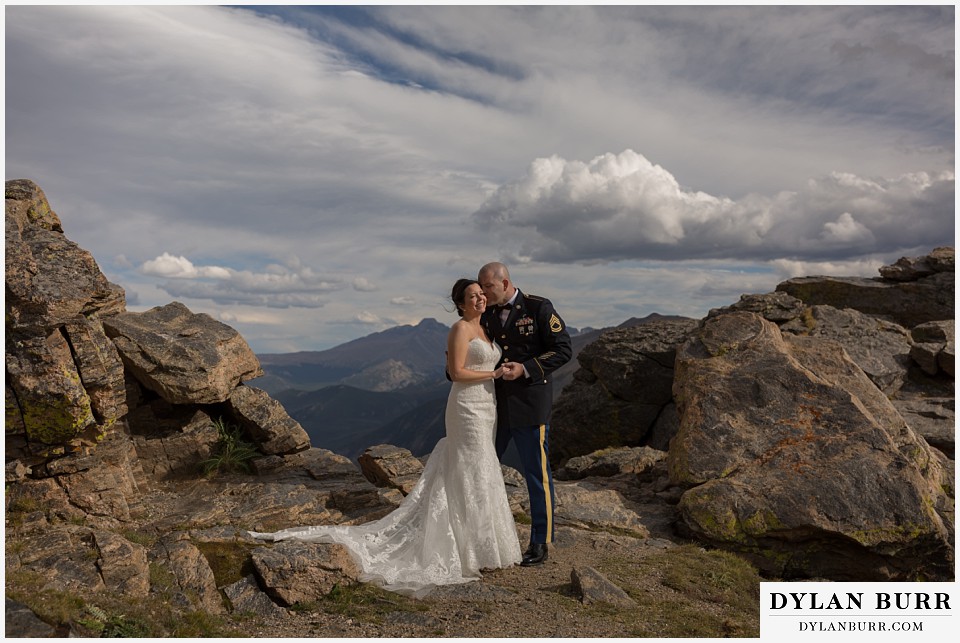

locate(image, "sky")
[[4, 3, 955, 353]]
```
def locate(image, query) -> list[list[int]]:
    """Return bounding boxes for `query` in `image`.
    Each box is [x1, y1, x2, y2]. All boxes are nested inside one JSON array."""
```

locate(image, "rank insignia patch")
[[550, 314, 563, 333]]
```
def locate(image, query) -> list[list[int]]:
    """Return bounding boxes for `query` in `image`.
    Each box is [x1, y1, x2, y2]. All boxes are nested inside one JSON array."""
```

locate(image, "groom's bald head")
[[478, 262, 515, 306], [479, 262, 510, 282]]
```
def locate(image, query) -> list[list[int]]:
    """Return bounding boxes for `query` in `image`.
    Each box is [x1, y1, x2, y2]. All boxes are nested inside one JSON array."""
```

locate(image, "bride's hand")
[[500, 362, 523, 380], [492, 366, 504, 379]]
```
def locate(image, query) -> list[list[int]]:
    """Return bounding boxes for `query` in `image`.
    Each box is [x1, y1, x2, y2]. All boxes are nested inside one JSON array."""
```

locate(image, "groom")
[[478, 262, 572, 567]]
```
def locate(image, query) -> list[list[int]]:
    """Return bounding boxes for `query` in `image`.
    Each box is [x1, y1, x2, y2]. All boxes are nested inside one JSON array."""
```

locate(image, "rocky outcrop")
[[5, 177, 309, 480], [879, 246, 955, 280], [669, 312, 953, 580], [556, 446, 665, 481], [226, 385, 311, 455], [909, 320, 955, 377], [6, 430, 144, 530], [551, 251, 953, 584], [780, 306, 913, 394], [151, 536, 227, 614], [103, 302, 263, 405], [551, 319, 698, 464], [6, 524, 150, 596], [4, 179, 332, 632], [555, 481, 649, 537], [6, 180, 127, 458], [776, 247, 954, 328], [251, 541, 362, 606]]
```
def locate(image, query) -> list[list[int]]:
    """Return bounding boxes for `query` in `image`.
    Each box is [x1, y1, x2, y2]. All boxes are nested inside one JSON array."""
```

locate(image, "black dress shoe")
[[520, 543, 548, 566]]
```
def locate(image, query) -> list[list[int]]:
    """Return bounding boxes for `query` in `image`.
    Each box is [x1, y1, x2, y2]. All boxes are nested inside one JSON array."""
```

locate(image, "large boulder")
[[6, 526, 149, 597], [879, 246, 955, 281], [7, 431, 144, 529], [5, 179, 127, 455], [551, 319, 697, 465], [5, 179, 126, 330], [103, 302, 263, 405], [150, 537, 226, 614], [554, 481, 649, 537], [251, 541, 362, 606], [669, 312, 953, 581], [358, 444, 424, 495], [226, 385, 311, 456], [909, 320, 955, 377], [776, 248, 954, 328], [707, 291, 806, 324], [556, 446, 665, 481]]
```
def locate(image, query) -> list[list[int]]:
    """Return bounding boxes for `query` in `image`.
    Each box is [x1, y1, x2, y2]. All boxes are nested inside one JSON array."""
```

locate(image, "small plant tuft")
[[200, 417, 260, 476]]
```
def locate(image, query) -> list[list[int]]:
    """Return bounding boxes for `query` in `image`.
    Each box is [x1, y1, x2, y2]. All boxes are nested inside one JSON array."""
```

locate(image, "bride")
[[249, 279, 522, 596]]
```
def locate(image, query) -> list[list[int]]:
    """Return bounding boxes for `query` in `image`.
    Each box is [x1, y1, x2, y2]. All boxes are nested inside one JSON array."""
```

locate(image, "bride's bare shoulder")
[[448, 319, 470, 340]]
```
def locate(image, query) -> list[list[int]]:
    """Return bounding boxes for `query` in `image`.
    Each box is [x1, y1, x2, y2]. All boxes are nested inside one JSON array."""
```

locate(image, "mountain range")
[[251, 313, 687, 462]]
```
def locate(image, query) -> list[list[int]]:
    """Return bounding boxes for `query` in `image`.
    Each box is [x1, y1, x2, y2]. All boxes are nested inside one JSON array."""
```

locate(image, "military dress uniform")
[[482, 289, 572, 546]]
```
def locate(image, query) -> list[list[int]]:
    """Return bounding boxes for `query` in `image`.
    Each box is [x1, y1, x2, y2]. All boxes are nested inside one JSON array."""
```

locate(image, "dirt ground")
[[240, 523, 760, 639]]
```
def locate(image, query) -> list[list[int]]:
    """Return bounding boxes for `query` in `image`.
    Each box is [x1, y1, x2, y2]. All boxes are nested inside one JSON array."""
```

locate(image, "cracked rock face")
[[669, 312, 953, 581], [776, 247, 954, 329], [102, 302, 264, 406], [6, 179, 127, 457], [551, 319, 698, 465]]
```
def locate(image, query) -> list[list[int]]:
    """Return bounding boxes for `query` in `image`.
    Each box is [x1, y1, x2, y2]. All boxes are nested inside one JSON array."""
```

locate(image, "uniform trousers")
[[495, 422, 556, 545]]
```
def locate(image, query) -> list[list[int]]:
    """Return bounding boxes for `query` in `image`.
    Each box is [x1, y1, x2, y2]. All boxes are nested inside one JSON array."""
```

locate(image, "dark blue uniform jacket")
[[482, 289, 572, 429]]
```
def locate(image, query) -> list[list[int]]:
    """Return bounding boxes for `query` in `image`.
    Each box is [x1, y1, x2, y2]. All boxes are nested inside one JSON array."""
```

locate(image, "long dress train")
[[249, 337, 521, 596]]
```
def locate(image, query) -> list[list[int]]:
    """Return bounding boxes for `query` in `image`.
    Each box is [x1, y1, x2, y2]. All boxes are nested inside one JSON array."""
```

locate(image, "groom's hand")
[[501, 362, 523, 380]]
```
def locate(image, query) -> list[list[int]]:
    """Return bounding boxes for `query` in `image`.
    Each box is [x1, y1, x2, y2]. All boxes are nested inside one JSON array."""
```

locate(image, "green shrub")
[[200, 418, 259, 476]]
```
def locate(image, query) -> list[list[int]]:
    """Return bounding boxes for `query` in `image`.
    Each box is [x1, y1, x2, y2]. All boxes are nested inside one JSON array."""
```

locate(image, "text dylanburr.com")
[[761, 582, 955, 640]]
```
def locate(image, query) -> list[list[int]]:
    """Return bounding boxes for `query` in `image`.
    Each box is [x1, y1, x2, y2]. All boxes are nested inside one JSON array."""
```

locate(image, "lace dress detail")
[[249, 338, 521, 596]]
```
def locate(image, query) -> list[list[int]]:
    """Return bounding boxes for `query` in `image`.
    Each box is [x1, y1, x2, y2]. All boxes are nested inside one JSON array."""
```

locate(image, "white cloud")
[[391, 297, 416, 306], [821, 213, 875, 245], [218, 310, 285, 325], [356, 311, 382, 325], [353, 277, 378, 292], [473, 150, 953, 263], [141, 253, 232, 279], [140, 252, 353, 308]]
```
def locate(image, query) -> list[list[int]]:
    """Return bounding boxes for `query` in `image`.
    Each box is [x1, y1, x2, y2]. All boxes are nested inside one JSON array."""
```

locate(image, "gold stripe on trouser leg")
[[539, 424, 552, 543]]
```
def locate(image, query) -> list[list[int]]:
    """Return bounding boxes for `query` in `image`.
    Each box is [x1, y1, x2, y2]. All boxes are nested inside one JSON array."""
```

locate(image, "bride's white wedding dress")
[[249, 337, 521, 596]]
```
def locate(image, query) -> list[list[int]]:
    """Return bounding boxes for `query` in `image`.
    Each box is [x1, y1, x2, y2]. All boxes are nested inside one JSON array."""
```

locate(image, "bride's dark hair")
[[451, 278, 480, 317]]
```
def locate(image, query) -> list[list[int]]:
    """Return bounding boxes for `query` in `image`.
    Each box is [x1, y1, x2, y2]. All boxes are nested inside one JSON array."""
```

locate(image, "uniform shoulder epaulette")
[[524, 293, 546, 302]]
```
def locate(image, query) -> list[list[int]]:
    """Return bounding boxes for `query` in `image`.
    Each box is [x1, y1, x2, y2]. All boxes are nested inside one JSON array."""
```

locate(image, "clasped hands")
[[493, 361, 524, 381]]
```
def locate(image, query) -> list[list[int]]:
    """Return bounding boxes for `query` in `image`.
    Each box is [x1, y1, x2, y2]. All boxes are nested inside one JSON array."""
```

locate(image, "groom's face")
[[478, 270, 508, 306]]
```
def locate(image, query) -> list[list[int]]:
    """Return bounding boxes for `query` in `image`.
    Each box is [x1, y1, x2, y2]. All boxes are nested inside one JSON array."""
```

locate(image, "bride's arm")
[[446, 324, 502, 382]]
